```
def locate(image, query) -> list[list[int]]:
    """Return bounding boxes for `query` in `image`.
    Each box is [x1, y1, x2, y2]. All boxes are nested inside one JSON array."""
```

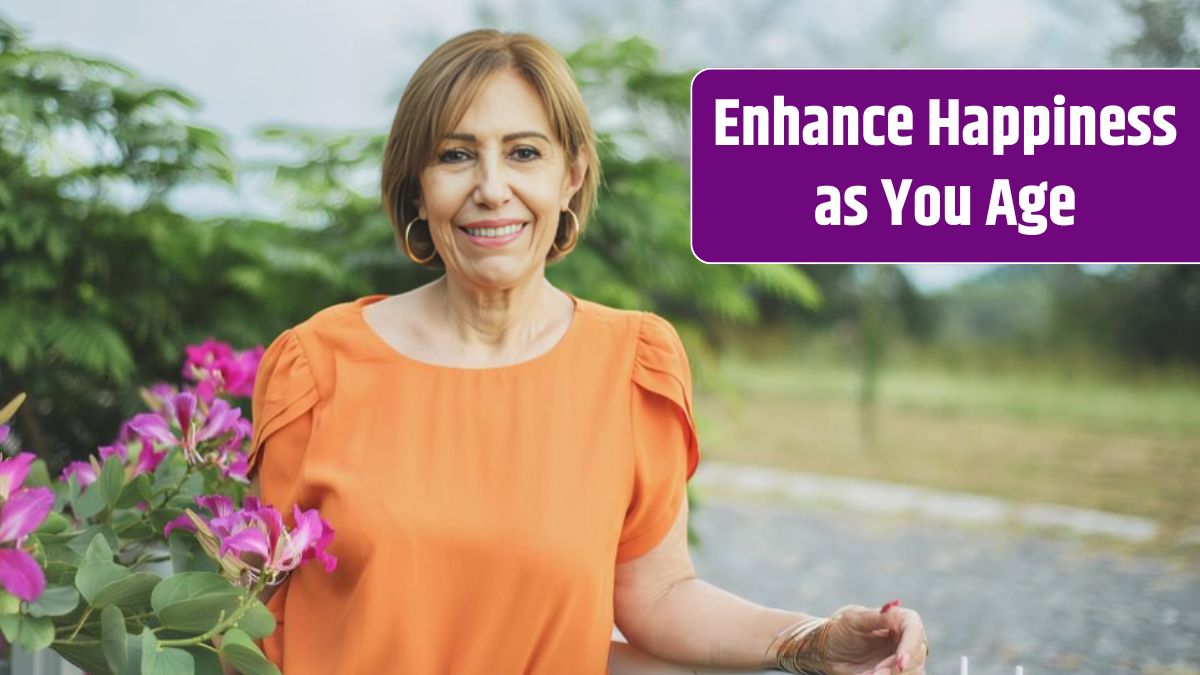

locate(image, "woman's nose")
[[473, 155, 512, 207]]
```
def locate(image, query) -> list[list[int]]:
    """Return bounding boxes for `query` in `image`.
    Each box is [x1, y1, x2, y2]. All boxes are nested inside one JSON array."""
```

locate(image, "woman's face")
[[417, 69, 586, 291]]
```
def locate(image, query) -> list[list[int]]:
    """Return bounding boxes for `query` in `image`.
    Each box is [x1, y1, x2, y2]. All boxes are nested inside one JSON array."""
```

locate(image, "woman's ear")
[[560, 152, 588, 210]]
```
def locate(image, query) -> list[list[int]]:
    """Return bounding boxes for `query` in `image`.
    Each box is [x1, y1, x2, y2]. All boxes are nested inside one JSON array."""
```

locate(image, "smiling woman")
[[246, 29, 928, 675]]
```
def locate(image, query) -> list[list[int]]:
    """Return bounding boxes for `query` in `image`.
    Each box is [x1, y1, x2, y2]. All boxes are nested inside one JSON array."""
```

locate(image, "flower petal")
[[0, 548, 46, 602], [172, 393, 197, 432], [128, 413, 177, 447], [98, 443, 129, 463], [198, 400, 241, 443], [0, 452, 35, 500], [0, 486, 55, 543], [195, 494, 234, 519], [219, 527, 270, 564], [60, 461, 98, 487], [163, 513, 196, 538]]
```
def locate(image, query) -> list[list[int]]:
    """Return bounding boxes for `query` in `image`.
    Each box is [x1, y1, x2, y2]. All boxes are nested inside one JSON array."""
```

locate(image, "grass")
[[694, 348, 1200, 534]]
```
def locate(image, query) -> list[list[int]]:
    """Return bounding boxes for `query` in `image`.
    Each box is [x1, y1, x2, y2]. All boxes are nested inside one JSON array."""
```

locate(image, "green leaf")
[[52, 640, 114, 675], [91, 572, 161, 609], [34, 510, 70, 535], [219, 627, 280, 675], [124, 632, 146, 675], [236, 600, 276, 640], [25, 458, 52, 488], [141, 627, 194, 675], [151, 573, 242, 633], [76, 528, 117, 562], [98, 455, 126, 508], [24, 584, 79, 617], [188, 647, 224, 675], [0, 589, 20, 615], [116, 473, 153, 509], [77, 561, 130, 604], [4, 614, 55, 652], [73, 480, 108, 518], [102, 605, 129, 673]]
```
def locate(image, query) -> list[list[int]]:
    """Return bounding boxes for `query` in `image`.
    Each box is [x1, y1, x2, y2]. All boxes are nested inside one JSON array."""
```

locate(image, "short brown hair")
[[381, 30, 601, 266]]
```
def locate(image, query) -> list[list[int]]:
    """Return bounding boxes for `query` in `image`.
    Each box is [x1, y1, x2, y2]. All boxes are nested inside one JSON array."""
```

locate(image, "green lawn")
[[695, 353, 1200, 533]]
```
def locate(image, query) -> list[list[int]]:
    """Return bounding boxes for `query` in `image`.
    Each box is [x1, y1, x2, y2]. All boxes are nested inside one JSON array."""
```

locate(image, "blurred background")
[[0, 1, 1197, 673]]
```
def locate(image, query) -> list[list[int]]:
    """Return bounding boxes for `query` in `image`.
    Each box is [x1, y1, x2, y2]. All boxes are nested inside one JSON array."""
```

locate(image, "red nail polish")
[[880, 599, 901, 613]]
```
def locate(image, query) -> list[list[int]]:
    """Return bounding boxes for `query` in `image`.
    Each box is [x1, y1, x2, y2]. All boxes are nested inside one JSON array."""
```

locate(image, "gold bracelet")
[[765, 616, 835, 674]]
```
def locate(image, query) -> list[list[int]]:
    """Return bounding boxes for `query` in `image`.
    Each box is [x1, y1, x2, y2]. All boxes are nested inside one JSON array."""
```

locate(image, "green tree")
[[0, 16, 328, 460]]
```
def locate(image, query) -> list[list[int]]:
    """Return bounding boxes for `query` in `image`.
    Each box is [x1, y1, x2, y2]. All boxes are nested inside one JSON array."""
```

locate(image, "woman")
[[247, 29, 928, 674]]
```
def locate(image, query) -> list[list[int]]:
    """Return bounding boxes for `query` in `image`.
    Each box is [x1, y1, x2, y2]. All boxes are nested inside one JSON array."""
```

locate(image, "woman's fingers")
[[888, 608, 928, 672]]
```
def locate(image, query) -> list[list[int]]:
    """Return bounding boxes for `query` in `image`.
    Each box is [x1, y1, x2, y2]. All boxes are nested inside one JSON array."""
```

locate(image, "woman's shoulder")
[[572, 297, 687, 368], [258, 295, 383, 397]]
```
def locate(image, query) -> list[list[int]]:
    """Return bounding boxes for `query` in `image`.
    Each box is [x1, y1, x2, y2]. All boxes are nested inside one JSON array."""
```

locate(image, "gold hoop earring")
[[551, 208, 580, 257], [403, 217, 437, 265]]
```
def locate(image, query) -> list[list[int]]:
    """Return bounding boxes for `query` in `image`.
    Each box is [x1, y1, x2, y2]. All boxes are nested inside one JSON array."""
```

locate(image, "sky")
[[3, 0, 1131, 290]]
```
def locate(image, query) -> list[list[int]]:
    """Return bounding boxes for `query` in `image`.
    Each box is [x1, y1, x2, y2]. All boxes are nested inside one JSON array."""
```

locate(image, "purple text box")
[[690, 69, 1200, 263]]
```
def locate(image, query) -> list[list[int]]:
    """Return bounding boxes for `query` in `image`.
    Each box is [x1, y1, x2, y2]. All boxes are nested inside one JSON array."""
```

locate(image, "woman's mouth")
[[458, 222, 528, 247]]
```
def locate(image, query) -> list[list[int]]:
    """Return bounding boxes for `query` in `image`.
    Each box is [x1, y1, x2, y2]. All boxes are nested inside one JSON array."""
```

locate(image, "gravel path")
[[689, 495, 1200, 675]]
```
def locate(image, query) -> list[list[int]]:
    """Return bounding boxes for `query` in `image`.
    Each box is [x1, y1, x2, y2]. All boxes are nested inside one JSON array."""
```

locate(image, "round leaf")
[[24, 584, 79, 617], [92, 572, 161, 610], [141, 627, 195, 675], [76, 561, 130, 604], [102, 605, 129, 673], [219, 627, 280, 675], [235, 600, 276, 640], [10, 614, 54, 652]]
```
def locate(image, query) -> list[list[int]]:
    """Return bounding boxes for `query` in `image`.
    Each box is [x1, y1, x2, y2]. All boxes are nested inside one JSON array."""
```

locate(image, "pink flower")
[[182, 496, 337, 586], [183, 339, 234, 377], [0, 453, 35, 500], [0, 453, 53, 602], [182, 340, 264, 401], [129, 393, 241, 465], [140, 383, 179, 412], [60, 460, 99, 487]]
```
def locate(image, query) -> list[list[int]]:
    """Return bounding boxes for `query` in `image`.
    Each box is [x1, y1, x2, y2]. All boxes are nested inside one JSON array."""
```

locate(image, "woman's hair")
[[381, 29, 601, 266]]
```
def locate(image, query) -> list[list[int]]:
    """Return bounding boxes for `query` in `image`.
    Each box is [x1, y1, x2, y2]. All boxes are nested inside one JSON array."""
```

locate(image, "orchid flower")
[[129, 393, 242, 466], [60, 460, 99, 488], [173, 494, 337, 587], [183, 340, 264, 401], [0, 453, 53, 601]]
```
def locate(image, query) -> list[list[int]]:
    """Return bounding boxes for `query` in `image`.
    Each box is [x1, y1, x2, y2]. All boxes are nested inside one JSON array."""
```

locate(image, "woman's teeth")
[[464, 223, 524, 238]]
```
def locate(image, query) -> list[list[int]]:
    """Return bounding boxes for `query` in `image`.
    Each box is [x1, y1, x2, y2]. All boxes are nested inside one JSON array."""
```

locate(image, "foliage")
[[0, 15, 328, 461], [0, 345, 335, 675], [1114, 0, 1200, 66]]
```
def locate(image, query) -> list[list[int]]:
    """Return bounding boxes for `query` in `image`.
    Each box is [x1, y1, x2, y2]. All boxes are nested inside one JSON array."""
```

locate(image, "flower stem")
[[65, 605, 94, 642]]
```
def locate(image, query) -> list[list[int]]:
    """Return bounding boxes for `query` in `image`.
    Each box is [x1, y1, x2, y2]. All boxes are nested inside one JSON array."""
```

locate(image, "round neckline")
[[353, 292, 583, 373]]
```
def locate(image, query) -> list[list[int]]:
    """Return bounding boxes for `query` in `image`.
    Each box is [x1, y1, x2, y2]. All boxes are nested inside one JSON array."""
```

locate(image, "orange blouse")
[[247, 294, 700, 674]]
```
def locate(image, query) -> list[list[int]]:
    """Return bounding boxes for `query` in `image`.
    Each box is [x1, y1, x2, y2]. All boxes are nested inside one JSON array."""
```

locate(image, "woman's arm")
[[613, 497, 811, 670], [614, 498, 928, 674]]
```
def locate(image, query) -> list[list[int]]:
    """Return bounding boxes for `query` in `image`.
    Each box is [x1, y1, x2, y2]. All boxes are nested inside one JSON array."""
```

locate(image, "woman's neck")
[[427, 274, 569, 357]]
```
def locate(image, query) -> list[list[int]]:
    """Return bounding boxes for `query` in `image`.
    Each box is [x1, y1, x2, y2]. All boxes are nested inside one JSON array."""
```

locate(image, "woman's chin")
[[457, 256, 540, 290]]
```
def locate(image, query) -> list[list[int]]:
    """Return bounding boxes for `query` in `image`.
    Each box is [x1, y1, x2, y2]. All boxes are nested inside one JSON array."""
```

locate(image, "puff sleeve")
[[617, 313, 702, 563], [247, 329, 319, 659], [248, 328, 319, 487]]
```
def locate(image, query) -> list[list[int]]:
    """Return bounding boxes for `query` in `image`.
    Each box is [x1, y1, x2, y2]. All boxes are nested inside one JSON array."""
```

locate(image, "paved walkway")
[[687, 462, 1200, 675]]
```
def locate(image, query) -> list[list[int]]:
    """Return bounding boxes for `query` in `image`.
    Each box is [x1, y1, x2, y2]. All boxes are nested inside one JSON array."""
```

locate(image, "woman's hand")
[[820, 600, 928, 675]]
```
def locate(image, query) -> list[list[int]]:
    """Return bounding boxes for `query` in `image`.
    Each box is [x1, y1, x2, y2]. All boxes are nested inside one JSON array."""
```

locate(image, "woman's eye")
[[512, 146, 541, 161], [438, 149, 471, 163]]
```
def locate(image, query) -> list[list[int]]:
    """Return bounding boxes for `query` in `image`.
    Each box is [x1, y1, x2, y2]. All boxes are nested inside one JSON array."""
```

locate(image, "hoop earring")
[[551, 208, 580, 257], [403, 217, 438, 265]]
